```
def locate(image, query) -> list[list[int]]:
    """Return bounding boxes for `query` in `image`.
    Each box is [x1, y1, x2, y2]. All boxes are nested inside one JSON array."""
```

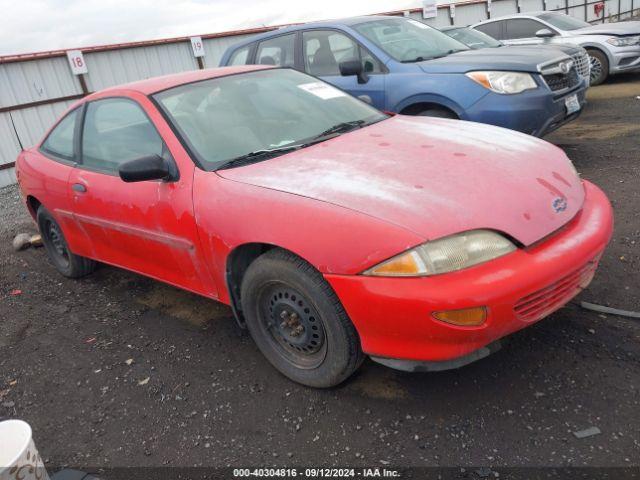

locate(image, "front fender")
[[392, 92, 467, 118], [578, 40, 616, 68], [193, 171, 426, 304], [386, 73, 490, 118]]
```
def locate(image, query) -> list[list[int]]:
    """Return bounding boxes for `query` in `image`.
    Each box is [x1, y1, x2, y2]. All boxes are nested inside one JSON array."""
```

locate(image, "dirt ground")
[[1, 73, 639, 474]]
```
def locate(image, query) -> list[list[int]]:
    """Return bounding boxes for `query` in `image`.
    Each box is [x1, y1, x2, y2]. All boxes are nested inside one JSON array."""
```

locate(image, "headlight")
[[363, 230, 517, 277], [466, 71, 537, 94], [606, 36, 640, 47]]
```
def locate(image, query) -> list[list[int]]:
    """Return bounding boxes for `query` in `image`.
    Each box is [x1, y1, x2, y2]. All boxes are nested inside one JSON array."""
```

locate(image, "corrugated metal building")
[[1, 0, 637, 188]]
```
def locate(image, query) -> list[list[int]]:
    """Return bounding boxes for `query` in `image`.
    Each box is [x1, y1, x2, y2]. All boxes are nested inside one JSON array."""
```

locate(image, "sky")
[[0, 0, 419, 56]]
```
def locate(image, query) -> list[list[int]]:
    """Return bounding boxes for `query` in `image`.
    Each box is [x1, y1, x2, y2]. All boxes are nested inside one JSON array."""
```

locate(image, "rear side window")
[[228, 46, 251, 65], [41, 108, 79, 160], [505, 19, 547, 39], [81, 98, 163, 173], [256, 34, 296, 66], [475, 21, 503, 40]]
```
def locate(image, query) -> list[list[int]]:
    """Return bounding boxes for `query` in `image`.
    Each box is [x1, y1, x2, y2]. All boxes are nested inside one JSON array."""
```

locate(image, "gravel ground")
[[1, 74, 639, 474]]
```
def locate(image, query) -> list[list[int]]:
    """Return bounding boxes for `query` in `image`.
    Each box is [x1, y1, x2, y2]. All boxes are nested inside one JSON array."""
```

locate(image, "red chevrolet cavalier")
[[16, 66, 613, 387]]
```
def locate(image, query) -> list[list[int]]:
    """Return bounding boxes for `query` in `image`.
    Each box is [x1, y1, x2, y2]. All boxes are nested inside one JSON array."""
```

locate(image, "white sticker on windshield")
[[298, 82, 346, 100]]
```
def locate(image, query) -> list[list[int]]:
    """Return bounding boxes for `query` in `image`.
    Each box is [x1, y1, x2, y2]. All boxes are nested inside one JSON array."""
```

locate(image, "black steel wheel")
[[241, 249, 364, 388], [37, 206, 96, 278], [259, 283, 327, 369]]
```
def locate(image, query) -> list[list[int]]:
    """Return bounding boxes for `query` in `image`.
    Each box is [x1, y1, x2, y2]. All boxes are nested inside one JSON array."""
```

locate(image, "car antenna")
[[9, 111, 24, 151]]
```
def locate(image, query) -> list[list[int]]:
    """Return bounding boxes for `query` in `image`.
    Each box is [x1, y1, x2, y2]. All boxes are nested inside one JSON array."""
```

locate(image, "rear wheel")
[[587, 50, 609, 86], [37, 206, 96, 278], [240, 249, 364, 388]]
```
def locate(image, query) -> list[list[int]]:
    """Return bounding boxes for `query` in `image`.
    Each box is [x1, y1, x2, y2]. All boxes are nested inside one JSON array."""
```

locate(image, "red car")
[[16, 66, 613, 387]]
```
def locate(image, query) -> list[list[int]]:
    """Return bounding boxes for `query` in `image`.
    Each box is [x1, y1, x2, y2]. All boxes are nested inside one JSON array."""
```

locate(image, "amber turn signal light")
[[432, 307, 487, 326]]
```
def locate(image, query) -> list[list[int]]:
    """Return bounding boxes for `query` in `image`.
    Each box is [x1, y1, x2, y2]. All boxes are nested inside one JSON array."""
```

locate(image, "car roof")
[[225, 15, 412, 48], [476, 11, 554, 23], [88, 65, 271, 97]]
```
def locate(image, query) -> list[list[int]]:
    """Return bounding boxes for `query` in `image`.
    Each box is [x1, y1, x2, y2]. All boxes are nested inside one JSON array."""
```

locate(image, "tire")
[[417, 108, 458, 119], [587, 50, 609, 86], [240, 249, 364, 388], [37, 206, 96, 278]]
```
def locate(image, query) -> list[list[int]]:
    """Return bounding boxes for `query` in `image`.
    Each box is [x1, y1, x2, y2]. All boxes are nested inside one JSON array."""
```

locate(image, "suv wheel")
[[418, 108, 458, 119]]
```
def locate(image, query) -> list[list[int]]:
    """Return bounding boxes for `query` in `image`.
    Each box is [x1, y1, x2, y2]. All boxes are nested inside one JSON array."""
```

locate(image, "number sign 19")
[[190, 37, 205, 58]]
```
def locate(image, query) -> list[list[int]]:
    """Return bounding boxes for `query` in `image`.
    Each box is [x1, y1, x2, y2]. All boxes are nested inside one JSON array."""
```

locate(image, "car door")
[[66, 94, 217, 297], [502, 18, 556, 45], [301, 29, 386, 109]]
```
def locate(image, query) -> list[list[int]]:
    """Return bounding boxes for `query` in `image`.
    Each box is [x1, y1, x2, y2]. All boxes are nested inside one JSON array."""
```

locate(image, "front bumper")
[[325, 181, 613, 368], [462, 78, 588, 137], [609, 45, 640, 73]]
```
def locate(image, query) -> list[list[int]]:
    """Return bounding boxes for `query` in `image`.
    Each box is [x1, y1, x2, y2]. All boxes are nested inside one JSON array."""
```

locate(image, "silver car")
[[473, 12, 640, 85], [441, 25, 591, 85]]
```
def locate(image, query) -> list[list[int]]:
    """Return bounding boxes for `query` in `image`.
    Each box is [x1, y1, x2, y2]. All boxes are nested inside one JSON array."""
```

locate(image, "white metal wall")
[[1, 0, 637, 188]]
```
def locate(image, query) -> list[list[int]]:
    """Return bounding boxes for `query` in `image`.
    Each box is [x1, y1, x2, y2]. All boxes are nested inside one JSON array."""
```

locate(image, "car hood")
[[217, 116, 585, 247], [573, 21, 640, 36], [506, 43, 585, 56], [417, 47, 569, 74]]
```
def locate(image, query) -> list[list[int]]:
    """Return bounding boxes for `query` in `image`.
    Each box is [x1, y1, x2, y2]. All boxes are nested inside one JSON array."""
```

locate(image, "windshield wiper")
[[313, 120, 367, 140], [401, 56, 426, 63], [404, 49, 466, 62], [215, 145, 301, 170]]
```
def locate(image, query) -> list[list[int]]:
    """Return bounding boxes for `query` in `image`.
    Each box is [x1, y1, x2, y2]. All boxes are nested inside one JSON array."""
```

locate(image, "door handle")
[[72, 183, 87, 193]]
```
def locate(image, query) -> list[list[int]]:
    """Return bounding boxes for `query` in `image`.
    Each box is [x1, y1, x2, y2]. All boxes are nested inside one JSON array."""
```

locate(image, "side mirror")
[[535, 28, 557, 38], [339, 59, 369, 84], [118, 154, 176, 183]]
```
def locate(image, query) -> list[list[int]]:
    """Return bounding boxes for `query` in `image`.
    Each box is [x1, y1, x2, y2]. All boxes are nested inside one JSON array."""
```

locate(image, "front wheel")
[[588, 50, 609, 86], [417, 108, 458, 119], [240, 249, 364, 388], [37, 206, 96, 278]]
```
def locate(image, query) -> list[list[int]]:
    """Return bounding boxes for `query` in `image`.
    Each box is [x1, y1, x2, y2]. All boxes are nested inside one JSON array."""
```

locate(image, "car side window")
[[303, 30, 382, 77], [81, 98, 163, 173], [505, 19, 547, 39], [41, 108, 79, 160], [228, 46, 251, 65], [256, 34, 296, 67], [475, 21, 503, 40]]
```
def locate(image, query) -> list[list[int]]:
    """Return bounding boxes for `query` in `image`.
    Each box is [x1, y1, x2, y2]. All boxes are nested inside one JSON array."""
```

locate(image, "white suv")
[[474, 12, 640, 85]]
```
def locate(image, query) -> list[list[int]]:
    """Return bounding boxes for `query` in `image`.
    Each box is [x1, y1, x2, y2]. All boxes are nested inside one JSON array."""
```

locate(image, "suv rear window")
[[256, 34, 296, 67], [229, 46, 251, 65]]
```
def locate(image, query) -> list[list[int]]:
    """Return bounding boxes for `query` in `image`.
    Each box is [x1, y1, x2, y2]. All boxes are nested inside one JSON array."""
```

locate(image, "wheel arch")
[[400, 102, 459, 117], [225, 242, 313, 328], [26, 195, 42, 220], [394, 94, 464, 118], [581, 44, 613, 72]]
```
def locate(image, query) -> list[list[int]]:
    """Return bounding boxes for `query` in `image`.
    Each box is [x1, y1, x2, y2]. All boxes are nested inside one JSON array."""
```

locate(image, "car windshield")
[[153, 69, 387, 170], [538, 13, 590, 31], [353, 17, 469, 62], [443, 27, 503, 49]]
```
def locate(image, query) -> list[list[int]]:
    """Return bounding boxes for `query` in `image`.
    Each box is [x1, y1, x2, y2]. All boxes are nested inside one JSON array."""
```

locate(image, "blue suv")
[[219, 16, 588, 136]]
